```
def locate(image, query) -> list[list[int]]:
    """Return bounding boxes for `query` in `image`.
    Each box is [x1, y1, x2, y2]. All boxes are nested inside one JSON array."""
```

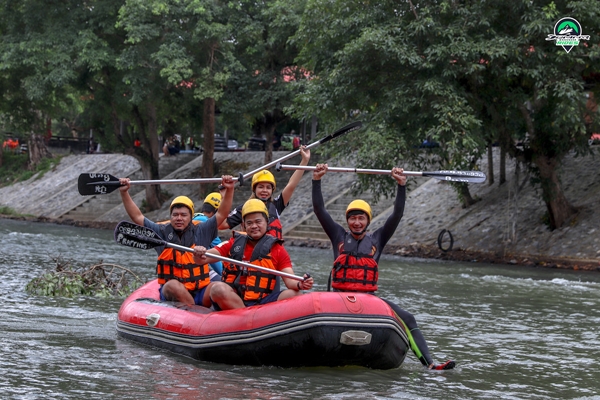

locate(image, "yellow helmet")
[[203, 192, 221, 209], [170, 196, 194, 216], [346, 199, 372, 222], [251, 170, 276, 192], [241, 199, 269, 220]]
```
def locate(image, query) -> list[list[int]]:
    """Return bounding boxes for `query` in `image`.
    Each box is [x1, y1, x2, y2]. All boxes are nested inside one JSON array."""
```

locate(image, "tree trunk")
[[259, 110, 286, 164], [499, 146, 506, 185], [263, 123, 275, 164], [487, 143, 494, 186], [533, 154, 576, 230], [145, 105, 162, 210], [201, 97, 215, 198], [28, 133, 53, 169], [130, 105, 162, 211], [456, 182, 477, 208]]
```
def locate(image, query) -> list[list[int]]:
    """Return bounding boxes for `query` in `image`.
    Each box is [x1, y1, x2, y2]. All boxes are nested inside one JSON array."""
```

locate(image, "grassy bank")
[[0, 151, 62, 187]]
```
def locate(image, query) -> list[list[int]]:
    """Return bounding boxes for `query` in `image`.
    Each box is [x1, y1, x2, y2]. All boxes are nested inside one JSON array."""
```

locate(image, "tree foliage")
[[294, 0, 600, 227]]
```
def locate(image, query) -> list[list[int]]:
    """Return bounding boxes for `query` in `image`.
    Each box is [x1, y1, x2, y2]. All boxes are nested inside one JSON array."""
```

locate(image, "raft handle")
[[340, 330, 372, 346], [146, 313, 161, 327]]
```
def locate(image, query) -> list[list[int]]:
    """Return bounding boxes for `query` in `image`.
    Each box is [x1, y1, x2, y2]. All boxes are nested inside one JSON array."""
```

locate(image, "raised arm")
[[280, 145, 310, 205], [312, 164, 343, 241], [118, 178, 144, 226], [378, 168, 407, 247], [215, 175, 235, 227]]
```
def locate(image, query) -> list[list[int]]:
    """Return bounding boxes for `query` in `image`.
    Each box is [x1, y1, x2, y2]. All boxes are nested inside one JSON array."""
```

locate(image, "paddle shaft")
[[276, 164, 486, 183], [165, 242, 304, 282], [278, 164, 405, 175], [241, 121, 362, 180]]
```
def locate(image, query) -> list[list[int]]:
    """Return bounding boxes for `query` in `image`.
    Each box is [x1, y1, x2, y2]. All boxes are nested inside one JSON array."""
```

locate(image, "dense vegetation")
[[1, 0, 599, 229]]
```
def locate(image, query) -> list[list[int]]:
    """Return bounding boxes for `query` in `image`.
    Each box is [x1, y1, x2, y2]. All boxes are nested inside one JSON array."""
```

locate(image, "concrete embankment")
[[1, 148, 599, 270]]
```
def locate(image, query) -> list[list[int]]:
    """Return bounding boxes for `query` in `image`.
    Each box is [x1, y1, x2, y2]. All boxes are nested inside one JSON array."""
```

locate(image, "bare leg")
[[210, 282, 245, 310], [162, 280, 195, 305]]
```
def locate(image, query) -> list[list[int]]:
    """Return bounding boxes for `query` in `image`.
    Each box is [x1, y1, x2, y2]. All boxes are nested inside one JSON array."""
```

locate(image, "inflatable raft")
[[116, 280, 410, 369]]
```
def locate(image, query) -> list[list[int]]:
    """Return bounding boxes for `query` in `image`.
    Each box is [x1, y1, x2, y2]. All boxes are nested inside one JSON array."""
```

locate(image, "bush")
[[26, 256, 145, 298]]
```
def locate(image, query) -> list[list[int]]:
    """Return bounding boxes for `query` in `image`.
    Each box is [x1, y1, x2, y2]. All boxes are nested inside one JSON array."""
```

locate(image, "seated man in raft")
[[118, 175, 235, 306], [194, 199, 314, 310], [312, 163, 455, 370]]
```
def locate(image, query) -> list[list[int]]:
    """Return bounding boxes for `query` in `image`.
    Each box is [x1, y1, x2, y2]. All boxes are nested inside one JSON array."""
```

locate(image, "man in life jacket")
[[218, 146, 310, 240], [312, 164, 455, 371], [118, 175, 235, 306], [192, 189, 225, 275], [195, 199, 314, 310]]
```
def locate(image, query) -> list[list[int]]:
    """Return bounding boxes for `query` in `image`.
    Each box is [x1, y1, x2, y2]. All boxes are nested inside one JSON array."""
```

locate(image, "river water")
[[1, 218, 600, 399]]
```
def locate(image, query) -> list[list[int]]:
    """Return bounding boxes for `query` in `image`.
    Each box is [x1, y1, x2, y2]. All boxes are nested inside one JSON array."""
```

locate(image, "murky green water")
[[1, 218, 600, 399]]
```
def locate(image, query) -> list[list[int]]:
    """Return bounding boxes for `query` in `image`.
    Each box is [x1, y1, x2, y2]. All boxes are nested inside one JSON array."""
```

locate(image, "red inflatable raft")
[[116, 280, 409, 369]]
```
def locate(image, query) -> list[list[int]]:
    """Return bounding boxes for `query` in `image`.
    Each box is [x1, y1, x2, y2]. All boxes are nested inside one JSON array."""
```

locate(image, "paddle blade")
[[114, 221, 165, 250], [319, 121, 362, 144], [424, 170, 487, 184], [78, 173, 121, 195]]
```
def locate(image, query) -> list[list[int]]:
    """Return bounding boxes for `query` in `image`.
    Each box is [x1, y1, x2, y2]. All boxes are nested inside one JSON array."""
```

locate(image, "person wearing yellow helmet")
[[312, 163, 455, 371], [118, 174, 235, 306], [218, 146, 310, 239], [192, 188, 226, 276], [194, 199, 314, 310]]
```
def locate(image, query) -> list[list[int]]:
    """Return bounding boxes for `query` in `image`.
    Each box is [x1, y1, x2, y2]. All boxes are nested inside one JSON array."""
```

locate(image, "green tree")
[[221, 0, 308, 163], [0, 1, 82, 167], [295, 0, 600, 227], [117, 0, 234, 196]]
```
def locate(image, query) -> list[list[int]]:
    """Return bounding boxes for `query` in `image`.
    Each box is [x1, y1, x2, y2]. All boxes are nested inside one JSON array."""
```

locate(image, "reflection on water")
[[1, 219, 600, 399]]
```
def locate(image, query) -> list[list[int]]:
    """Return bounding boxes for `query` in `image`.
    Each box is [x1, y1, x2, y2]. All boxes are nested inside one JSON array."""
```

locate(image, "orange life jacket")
[[222, 232, 282, 301], [155, 223, 211, 291], [331, 233, 378, 292]]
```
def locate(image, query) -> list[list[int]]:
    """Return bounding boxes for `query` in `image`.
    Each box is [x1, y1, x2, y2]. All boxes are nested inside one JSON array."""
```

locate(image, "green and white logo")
[[546, 17, 590, 53]]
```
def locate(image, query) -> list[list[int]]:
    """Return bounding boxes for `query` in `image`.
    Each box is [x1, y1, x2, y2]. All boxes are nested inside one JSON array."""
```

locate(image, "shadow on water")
[[2, 219, 600, 399]]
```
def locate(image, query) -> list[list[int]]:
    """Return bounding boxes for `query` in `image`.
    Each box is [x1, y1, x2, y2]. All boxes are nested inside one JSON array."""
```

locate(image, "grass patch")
[[0, 151, 62, 187], [0, 205, 18, 216]]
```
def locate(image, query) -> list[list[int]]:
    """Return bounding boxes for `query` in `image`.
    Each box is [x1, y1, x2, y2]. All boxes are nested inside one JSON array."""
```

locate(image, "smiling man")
[[312, 164, 455, 370], [195, 199, 313, 310], [118, 175, 235, 306]]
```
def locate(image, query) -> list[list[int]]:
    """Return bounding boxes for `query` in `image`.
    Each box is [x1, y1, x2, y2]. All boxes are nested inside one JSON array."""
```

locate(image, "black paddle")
[[113, 221, 307, 282], [241, 121, 362, 180], [275, 164, 487, 184], [78, 172, 244, 196]]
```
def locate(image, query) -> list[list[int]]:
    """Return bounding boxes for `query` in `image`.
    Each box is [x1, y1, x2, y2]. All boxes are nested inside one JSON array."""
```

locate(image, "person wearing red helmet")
[[312, 163, 455, 370]]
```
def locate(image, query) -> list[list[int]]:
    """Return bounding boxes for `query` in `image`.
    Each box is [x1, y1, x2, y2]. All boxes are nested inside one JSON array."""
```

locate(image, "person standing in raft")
[[118, 175, 235, 306], [218, 146, 310, 240], [312, 164, 455, 370], [194, 199, 314, 310], [193, 190, 226, 276]]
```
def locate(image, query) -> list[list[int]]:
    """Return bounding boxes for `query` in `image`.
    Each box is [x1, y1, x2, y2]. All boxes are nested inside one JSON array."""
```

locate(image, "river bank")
[[1, 147, 599, 271]]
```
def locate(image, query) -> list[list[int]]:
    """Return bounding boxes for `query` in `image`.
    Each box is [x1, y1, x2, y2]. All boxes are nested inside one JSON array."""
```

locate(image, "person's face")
[[243, 213, 268, 240], [254, 182, 273, 200], [170, 206, 192, 230], [347, 213, 369, 235]]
